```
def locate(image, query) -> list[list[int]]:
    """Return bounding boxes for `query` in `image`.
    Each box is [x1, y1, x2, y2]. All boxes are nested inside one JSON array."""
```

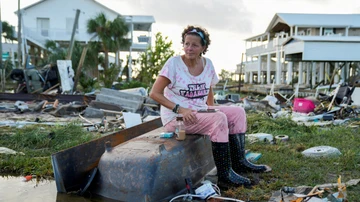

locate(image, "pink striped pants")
[[164, 105, 247, 143]]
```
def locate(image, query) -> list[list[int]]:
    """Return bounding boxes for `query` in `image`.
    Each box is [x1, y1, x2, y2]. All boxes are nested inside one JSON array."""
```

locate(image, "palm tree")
[[44, 40, 67, 63], [2, 21, 16, 42], [86, 12, 129, 73]]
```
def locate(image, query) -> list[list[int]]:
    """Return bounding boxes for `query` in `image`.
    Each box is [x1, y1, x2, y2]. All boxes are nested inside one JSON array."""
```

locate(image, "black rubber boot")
[[229, 133, 271, 173], [211, 142, 251, 188]]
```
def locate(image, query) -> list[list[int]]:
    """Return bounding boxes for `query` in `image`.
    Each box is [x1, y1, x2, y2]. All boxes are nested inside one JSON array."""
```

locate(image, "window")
[[37, 18, 50, 37], [324, 28, 334, 35], [306, 29, 311, 36], [66, 18, 79, 34]]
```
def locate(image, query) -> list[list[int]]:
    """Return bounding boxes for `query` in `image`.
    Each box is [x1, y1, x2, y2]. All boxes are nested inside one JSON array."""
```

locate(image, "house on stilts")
[[14, 0, 155, 78], [240, 13, 360, 92]]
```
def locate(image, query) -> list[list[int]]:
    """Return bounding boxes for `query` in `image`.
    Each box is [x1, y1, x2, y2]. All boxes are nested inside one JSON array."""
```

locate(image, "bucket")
[[293, 98, 315, 113]]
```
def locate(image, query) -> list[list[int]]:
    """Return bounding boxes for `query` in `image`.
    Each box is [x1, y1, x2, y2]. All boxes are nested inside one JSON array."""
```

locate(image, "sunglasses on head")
[[186, 29, 207, 45]]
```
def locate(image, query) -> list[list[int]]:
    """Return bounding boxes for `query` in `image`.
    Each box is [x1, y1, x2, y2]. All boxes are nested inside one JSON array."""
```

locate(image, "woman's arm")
[[149, 76, 175, 110], [149, 75, 197, 124], [207, 87, 215, 106]]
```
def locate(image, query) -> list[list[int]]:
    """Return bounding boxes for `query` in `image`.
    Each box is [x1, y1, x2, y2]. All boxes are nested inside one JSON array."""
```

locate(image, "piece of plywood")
[[123, 112, 142, 128], [57, 60, 74, 93]]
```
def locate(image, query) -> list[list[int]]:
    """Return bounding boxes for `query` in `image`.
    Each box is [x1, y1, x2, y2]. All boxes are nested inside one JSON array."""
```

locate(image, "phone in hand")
[[197, 109, 219, 113]]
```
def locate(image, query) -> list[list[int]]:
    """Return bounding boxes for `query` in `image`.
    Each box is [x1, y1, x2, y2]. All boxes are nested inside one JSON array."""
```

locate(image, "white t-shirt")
[[159, 55, 219, 126]]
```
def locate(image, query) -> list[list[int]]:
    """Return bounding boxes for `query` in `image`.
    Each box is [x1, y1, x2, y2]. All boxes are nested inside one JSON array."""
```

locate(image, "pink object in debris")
[[293, 98, 316, 113]]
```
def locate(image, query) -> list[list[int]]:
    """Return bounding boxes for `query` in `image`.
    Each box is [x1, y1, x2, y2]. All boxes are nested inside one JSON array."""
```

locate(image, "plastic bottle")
[[175, 116, 186, 140]]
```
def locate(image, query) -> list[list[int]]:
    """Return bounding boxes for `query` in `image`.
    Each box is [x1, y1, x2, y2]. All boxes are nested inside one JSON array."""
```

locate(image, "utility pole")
[[73, 35, 96, 92], [66, 9, 80, 60], [0, 0, 3, 92], [17, 0, 22, 69], [0, 0, 2, 69], [238, 53, 244, 93]]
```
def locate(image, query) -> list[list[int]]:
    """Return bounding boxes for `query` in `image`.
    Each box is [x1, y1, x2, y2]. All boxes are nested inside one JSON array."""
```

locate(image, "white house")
[[15, 0, 155, 77], [242, 13, 360, 86]]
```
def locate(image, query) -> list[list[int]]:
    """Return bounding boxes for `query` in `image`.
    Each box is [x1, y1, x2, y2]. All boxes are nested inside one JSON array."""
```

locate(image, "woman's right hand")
[[178, 107, 197, 125]]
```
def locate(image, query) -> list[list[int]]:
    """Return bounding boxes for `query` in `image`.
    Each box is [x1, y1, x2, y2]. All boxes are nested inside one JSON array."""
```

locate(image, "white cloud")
[[105, 0, 253, 34]]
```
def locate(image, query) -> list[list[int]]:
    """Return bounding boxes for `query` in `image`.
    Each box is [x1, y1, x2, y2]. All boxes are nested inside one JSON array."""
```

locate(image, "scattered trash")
[[160, 132, 174, 138], [14, 101, 29, 112], [322, 114, 334, 121], [275, 135, 289, 142], [293, 98, 316, 114], [302, 146, 341, 158], [86, 126, 97, 132], [243, 97, 280, 113], [270, 176, 358, 202], [42, 99, 59, 109], [263, 95, 281, 111], [21, 175, 36, 182], [247, 133, 274, 143], [0, 147, 25, 155], [123, 112, 142, 128], [245, 152, 262, 162]]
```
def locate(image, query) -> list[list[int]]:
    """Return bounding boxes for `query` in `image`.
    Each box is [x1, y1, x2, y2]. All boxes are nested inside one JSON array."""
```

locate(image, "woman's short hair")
[[181, 25, 211, 55]]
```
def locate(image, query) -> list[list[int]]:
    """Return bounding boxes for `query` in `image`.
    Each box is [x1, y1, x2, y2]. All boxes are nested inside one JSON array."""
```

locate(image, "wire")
[[169, 194, 200, 202], [211, 183, 221, 196], [169, 181, 242, 202], [169, 193, 244, 202], [200, 180, 221, 196]]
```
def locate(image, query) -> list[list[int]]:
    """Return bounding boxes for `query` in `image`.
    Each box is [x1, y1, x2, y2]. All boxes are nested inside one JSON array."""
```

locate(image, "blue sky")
[[2, 0, 360, 73]]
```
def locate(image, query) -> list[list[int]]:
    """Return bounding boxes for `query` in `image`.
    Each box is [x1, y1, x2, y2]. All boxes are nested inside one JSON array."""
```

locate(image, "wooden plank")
[[51, 117, 163, 193], [0, 93, 95, 104]]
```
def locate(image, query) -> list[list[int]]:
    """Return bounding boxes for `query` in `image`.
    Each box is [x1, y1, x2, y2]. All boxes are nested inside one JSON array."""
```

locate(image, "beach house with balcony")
[[15, 0, 155, 77], [242, 13, 360, 87]]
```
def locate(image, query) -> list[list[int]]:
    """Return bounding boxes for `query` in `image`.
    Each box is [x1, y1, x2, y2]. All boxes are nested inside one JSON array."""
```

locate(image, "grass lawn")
[[0, 123, 101, 177], [0, 112, 359, 201], [224, 112, 360, 201]]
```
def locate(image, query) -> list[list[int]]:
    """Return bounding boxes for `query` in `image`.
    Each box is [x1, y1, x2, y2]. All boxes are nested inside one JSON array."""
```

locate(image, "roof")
[[244, 32, 268, 41], [266, 13, 360, 32], [19, 0, 46, 11], [17, 0, 121, 16], [15, 0, 155, 31], [283, 36, 360, 45]]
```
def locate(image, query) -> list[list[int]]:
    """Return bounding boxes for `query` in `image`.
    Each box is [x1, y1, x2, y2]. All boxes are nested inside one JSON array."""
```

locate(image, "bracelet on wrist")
[[172, 104, 180, 113]]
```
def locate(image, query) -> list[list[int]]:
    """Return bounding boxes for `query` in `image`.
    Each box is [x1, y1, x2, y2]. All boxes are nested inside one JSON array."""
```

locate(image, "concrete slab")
[[96, 94, 142, 113], [100, 88, 145, 103], [89, 101, 124, 112], [83, 107, 105, 118]]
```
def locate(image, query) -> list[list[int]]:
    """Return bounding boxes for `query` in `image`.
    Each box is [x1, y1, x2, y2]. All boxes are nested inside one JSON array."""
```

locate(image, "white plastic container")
[[247, 133, 273, 142], [302, 146, 341, 158]]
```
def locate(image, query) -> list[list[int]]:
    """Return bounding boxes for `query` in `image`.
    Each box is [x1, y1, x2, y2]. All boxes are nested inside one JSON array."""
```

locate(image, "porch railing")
[[246, 37, 288, 55], [23, 27, 151, 51]]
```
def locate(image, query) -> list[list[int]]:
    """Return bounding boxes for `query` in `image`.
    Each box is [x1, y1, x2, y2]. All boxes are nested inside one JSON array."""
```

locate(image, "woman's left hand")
[[178, 107, 197, 125]]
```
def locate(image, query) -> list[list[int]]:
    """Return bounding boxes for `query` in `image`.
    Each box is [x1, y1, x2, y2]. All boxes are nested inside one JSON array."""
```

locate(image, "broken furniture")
[[315, 81, 358, 119], [275, 83, 300, 106], [42, 99, 59, 109]]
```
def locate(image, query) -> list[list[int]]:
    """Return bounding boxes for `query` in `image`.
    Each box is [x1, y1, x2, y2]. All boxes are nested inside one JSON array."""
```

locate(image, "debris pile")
[[0, 87, 160, 133], [269, 176, 360, 202]]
